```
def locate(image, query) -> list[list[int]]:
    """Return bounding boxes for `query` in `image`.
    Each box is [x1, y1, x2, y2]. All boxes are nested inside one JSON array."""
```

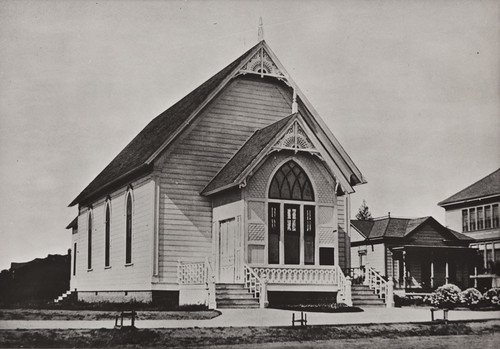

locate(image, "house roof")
[[202, 114, 296, 195], [438, 168, 500, 207], [351, 216, 473, 241], [69, 41, 263, 206]]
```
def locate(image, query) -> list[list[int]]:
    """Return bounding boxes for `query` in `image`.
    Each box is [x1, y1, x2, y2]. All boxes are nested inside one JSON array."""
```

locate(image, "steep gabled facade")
[[68, 40, 365, 307]]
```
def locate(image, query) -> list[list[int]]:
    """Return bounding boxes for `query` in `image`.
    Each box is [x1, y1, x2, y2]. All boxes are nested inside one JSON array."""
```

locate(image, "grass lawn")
[[0, 308, 221, 321], [0, 319, 498, 348]]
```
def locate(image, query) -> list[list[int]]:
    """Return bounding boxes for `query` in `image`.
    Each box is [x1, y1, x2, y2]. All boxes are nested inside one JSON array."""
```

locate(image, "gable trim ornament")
[[274, 119, 317, 154]]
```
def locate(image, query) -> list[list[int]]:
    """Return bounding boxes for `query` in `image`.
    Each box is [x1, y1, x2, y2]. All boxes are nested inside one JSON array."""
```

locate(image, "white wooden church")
[[67, 31, 366, 308]]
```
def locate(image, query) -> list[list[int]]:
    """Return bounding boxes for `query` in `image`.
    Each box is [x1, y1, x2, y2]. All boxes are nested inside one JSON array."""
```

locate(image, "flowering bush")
[[460, 288, 482, 306], [482, 288, 500, 305], [424, 284, 463, 308]]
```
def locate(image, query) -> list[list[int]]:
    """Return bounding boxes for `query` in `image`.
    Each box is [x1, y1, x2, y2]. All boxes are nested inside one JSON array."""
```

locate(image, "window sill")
[[125, 263, 134, 267], [87, 269, 93, 272], [104, 266, 111, 270]]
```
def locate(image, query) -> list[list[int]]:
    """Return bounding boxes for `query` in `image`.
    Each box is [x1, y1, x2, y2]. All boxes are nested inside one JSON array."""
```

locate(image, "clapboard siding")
[[408, 222, 452, 246], [364, 243, 386, 276], [71, 176, 154, 291], [156, 76, 293, 283]]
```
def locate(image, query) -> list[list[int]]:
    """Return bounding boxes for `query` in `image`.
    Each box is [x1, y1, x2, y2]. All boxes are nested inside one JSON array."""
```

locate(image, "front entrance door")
[[219, 218, 236, 283]]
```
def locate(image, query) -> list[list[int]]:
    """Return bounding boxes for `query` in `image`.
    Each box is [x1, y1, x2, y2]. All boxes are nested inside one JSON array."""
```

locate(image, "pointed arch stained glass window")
[[269, 161, 314, 201]]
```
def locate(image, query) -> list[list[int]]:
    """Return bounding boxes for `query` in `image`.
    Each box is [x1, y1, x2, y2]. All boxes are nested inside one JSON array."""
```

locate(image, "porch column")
[[493, 242, 496, 263], [430, 261, 434, 288], [402, 251, 407, 288], [484, 242, 488, 270], [445, 260, 449, 284], [474, 267, 478, 288]]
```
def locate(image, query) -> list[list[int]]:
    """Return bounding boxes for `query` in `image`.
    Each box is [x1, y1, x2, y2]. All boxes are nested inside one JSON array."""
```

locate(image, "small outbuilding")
[[350, 216, 476, 292]]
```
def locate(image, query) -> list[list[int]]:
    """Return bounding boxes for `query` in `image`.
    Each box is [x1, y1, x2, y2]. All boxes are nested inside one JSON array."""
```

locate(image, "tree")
[[356, 200, 374, 221]]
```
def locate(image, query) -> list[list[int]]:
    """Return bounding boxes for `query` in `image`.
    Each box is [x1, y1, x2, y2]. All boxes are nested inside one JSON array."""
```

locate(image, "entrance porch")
[[177, 259, 352, 309]]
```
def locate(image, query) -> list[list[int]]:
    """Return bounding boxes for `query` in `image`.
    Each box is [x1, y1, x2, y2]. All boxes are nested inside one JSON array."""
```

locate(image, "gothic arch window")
[[104, 200, 111, 268], [87, 209, 93, 270], [269, 161, 314, 201], [125, 191, 133, 264]]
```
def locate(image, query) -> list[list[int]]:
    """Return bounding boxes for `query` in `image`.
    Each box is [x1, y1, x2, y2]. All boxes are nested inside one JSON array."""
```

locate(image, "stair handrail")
[[205, 257, 216, 309], [244, 264, 268, 308], [335, 265, 352, 306], [365, 266, 394, 308]]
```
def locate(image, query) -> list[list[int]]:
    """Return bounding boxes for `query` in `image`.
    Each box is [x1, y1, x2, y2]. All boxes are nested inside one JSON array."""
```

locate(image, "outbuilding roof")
[[438, 168, 500, 207]]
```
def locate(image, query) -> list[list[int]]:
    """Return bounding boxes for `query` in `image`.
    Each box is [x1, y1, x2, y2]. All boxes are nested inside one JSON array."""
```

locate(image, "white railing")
[[205, 257, 216, 309], [177, 260, 207, 285], [177, 258, 217, 309], [335, 265, 352, 306], [365, 266, 394, 308], [251, 265, 339, 285], [244, 264, 268, 308]]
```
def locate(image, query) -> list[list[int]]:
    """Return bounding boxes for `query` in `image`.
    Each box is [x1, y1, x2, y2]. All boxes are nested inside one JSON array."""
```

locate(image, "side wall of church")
[[71, 175, 155, 299], [155, 75, 293, 285]]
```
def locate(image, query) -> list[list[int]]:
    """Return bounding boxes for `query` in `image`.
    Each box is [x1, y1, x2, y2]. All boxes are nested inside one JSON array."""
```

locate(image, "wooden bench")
[[114, 311, 136, 329], [292, 312, 307, 327], [430, 308, 448, 322]]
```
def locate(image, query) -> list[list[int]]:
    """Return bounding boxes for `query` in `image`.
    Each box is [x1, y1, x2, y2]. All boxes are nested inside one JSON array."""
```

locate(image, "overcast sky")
[[0, 0, 498, 270]]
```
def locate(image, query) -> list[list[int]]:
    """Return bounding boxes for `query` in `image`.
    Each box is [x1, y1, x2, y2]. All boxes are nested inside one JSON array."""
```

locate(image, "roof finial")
[[258, 17, 264, 42]]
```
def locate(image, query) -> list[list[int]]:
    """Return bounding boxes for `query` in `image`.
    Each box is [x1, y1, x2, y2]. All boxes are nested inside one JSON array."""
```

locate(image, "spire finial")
[[258, 17, 264, 42]]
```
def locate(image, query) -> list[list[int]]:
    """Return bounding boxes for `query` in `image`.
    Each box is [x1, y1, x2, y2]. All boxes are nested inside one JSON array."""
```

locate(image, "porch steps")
[[215, 283, 259, 309], [351, 285, 385, 307]]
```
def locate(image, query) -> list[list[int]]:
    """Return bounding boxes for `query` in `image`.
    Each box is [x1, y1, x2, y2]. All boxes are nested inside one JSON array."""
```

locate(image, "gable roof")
[[70, 40, 366, 207], [351, 216, 473, 241], [438, 168, 500, 207], [202, 114, 296, 196], [69, 42, 262, 206]]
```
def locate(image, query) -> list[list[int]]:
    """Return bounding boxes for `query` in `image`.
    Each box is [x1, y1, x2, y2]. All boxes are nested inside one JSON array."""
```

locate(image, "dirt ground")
[[205, 334, 500, 349], [0, 319, 498, 348], [0, 308, 220, 320]]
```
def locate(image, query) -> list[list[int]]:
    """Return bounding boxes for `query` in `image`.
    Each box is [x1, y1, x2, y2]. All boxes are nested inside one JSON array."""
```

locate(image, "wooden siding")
[[71, 176, 154, 292], [364, 243, 386, 276], [155, 76, 293, 284], [407, 222, 454, 246]]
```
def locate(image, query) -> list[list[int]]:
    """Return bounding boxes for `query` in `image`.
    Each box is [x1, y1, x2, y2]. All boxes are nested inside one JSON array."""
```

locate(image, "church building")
[[68, 34, 366, 308]]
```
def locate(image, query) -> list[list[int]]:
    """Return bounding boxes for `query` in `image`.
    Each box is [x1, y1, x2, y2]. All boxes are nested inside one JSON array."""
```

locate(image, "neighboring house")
[[350, 216, 475, 291], [0, 254, 70, 305], [67, 39, 366, 307], [438, 168, 500, 287]]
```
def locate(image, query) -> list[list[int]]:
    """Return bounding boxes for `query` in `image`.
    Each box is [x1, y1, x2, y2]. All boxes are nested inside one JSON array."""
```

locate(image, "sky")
[[0, 0, 498, 271]]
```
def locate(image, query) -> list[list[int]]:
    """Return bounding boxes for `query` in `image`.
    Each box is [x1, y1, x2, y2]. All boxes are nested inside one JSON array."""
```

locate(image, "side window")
[[105, 202, 111, 267], [87, 210, 92, 270], [125, 193, 133, 264]]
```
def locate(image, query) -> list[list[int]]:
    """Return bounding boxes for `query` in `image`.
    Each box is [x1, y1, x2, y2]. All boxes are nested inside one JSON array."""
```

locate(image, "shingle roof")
[[351, 216, 473, 241], [69, 41, 262, 206], [201, 114, 295, 195], [438, 168, 500, 206]]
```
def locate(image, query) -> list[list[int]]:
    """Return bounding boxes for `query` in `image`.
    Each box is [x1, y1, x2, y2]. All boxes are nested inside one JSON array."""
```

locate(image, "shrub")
[[482, 288, 500, 305], [460, 288, 482, 306], [424, 284, 463, 308]]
